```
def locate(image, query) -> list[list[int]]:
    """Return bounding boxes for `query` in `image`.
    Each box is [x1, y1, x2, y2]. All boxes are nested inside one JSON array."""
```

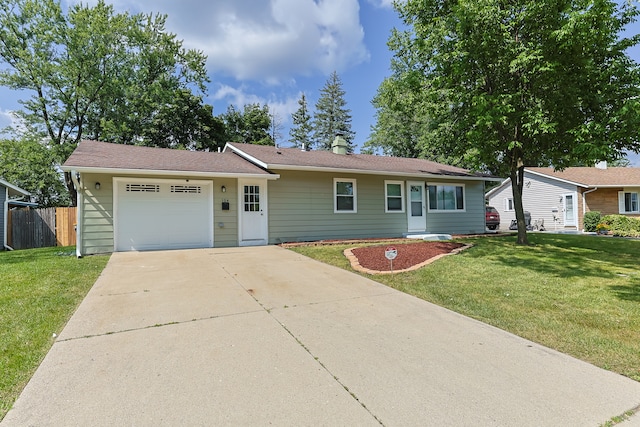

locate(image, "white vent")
[[171, 185, 202, 194], [126, 183, 160, 192]]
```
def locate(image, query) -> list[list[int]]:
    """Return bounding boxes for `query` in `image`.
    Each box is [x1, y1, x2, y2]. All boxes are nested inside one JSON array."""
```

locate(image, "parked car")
[[485, 206, 500, 230]]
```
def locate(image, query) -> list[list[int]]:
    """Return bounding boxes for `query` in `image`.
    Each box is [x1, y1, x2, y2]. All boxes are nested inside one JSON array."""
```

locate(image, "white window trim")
[[427, 183, 466, 213], [334, 178, 357, 213], [618, 191, 640, 214], [384, 180, 405, 213], [504, 197, 514, 212]]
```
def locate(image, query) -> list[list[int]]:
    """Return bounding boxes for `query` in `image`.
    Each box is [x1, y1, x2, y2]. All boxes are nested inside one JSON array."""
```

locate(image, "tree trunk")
[[509, 166, 529, 245], [64, 171, 78, 207]]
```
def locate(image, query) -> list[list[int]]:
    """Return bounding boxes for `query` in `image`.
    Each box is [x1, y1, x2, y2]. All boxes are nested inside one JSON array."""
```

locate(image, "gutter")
[[582, 187, 599, 231], [582, 187, 599, 215], [71, 172, 83, 258]]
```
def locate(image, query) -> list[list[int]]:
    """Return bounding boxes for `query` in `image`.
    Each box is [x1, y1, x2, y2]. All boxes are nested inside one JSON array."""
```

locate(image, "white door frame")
[[238, 178, 269, 246], [563, 192, 577, 227], [407, 181, 427, 232]]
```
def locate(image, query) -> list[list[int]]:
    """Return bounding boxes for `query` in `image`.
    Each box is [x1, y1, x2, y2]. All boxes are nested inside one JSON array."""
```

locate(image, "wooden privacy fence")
[[8, 207, 77, 250]]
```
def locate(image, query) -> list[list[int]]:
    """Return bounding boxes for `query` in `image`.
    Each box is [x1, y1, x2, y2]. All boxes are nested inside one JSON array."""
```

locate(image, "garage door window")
[[126, 183, 160, 192], [171, 185, 202, 194]]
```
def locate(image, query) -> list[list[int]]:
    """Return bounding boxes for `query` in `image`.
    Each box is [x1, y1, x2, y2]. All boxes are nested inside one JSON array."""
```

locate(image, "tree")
[[141, 89, 226, 151], [0, 133, 69, 206], [289, 93, 313, 150], [312, 71, 355, 151], [381, 0, 640, 244], [220, 104, 274, 145], [0, 0, 210, 205], [269, 111, 284, 147]]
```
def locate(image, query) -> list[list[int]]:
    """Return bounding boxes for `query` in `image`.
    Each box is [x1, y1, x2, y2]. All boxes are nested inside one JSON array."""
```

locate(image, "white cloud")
[[72, 0, 369, 83], [211, 84, 300, 126], [366, 0, 396, 8], [0, 109, 27, 136]]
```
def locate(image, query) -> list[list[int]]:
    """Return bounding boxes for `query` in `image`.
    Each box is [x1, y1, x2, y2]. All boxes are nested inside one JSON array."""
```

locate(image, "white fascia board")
[[60, 166, 279, 180], [266, 164, 500, 181], [485, 177, 511, 197], [0, 178, 30, 196], [525, 169, 589, 188], [223, 143, 269, 169]]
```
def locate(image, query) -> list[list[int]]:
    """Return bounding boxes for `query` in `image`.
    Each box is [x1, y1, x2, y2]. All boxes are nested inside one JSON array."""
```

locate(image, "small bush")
[[600, 214, 640, 237], [583, 211, 601, 232]]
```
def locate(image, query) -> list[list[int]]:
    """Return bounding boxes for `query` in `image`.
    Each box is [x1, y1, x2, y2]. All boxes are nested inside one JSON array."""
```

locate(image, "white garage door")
[[114, 178, 213, 251]]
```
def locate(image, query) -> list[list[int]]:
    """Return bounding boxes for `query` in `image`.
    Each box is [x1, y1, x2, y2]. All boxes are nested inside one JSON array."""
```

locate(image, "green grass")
[[291, 234, 640, 382], [0, 247, 109, 418]]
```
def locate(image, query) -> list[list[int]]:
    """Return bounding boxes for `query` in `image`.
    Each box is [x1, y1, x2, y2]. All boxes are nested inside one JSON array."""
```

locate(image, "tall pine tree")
[[289, 93, 313, 149], [312, 71, 355, 151]]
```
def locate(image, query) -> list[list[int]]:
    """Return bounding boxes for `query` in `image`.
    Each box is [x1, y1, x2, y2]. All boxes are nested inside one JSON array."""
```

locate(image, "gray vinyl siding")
[[487, 172, 579, 230], [81, 173, 114, 254], [267, 170, 486, 244], [426, 180, 486, 234], [1, 185, 6, 247], [212, 179, 238, 247]]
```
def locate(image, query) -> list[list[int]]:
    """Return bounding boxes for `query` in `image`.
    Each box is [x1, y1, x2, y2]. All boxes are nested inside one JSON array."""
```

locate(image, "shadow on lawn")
[[609, 280, 640, 302], [463, 234, 638, 281]]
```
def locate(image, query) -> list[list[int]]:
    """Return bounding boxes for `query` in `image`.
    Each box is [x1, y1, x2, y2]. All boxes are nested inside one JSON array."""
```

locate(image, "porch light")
[[95, 182, 101, 190]]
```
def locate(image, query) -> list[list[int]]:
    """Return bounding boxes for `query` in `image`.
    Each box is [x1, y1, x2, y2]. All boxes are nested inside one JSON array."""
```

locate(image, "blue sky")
[[0, 0, 638, 165]]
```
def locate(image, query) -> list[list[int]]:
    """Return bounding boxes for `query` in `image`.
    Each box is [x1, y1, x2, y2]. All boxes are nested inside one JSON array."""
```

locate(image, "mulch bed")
[[346, 241, 469, 274]]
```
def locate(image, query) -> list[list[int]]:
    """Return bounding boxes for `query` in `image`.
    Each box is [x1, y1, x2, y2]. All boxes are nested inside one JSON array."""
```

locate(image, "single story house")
[[485, 164, 640, 231], [62, 139, 498, 256], [1, 178, 31, 250]]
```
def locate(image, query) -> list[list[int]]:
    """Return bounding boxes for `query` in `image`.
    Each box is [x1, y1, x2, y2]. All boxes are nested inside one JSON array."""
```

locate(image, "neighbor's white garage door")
[[114, 178, 213, 251]]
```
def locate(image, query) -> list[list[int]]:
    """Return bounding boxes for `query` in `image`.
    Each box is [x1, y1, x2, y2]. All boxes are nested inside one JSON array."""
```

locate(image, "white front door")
[[239, 179, 268, 246], [563, 193, 576, 227], [407, 181, 427, 232]]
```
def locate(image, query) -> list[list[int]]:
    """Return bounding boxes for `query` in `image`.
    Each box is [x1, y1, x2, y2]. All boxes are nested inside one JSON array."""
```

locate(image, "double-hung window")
[[334, 178, 357, 213], [619, 191, 639, 213], [504, 198, 514, 211], [427, 184, 465, 211], [385, 181, 405, 213]]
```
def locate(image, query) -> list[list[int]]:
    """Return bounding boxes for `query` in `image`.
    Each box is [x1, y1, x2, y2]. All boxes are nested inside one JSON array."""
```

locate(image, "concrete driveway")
[[3, 246, 640, 426]]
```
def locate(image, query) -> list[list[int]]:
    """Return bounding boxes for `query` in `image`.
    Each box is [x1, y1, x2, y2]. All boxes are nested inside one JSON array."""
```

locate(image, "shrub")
[[600, 214, 640, 237], [583, 211, 601, 232]]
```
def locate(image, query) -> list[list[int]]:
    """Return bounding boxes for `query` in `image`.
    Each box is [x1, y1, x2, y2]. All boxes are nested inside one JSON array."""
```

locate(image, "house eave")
[[525, 169, 589, 188], [60, 166, 279, 180], [258, 164, 498, 181]]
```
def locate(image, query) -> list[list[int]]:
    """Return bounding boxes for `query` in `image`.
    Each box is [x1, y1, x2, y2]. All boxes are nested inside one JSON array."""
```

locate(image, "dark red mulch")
[[351, 241, 465, 271]]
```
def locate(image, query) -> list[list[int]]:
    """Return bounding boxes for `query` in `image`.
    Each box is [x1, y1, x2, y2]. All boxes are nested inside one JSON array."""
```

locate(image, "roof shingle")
[[527, 167, 640, 186], [62, 140, 271, 175], [226, 143, 489, 178]]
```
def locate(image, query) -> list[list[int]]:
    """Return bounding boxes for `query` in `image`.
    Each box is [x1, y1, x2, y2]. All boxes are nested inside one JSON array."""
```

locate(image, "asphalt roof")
[[226, 143, 490, 178], [62, 140, 271, 176], [527, 167, 640, 187]]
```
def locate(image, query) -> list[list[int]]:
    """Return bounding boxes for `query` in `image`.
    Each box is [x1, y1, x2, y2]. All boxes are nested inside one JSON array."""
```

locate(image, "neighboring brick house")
[[485, 164, 640, 231]]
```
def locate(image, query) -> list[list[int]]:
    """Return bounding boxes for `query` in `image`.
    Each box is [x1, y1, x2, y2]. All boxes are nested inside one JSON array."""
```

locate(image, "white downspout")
[[582, 187, 598, 231], [71, 172, 83, 258]]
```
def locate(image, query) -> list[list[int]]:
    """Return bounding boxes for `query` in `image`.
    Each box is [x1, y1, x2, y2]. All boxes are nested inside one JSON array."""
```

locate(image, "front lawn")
[[290, 234, 640, 382], [0, 247, 109, 419]]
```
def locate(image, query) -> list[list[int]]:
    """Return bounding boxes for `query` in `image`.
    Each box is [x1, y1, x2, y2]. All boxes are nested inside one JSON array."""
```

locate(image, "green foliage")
[[601, 215, 640, 237], [220, 104, 274, 146], [583, 211, 602, 232], [312, 71, 355, 151], [0, 0, 212, 203], [0, 247, 109, 418], [0, 134, 69, 206], [376, 0, 640, 243], [289, 93, 313, 149]]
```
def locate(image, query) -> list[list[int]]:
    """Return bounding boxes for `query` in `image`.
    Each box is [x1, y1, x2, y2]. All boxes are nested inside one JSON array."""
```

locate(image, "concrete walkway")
[[3, 246, 640, 426]]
